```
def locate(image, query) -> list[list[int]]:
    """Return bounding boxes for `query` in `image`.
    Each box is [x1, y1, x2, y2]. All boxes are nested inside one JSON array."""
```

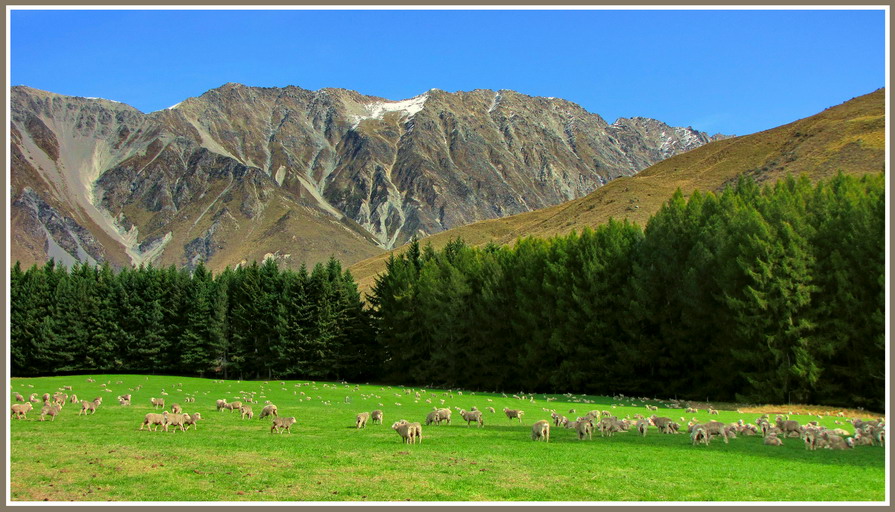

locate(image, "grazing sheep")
[[240, 405, 254, 420], [259, 404, 278, 419], [776, 417, 802, 438], [11, 402, 33, 419], [78, 399, 101, 416], [356, 412, 370, 429], [764, 434, 784, 446], [577, 419, 594, 440], [53, 393, 67, 406], [436, 408, 452, 425], [216, 399, 227, 412], [163, 411, 188, 432], [503, 408, 524, 423], [850, 433, 875, 447], [460, 409, 484, 427], [407, 421, 423, 443], [40, 404, 61, 421], [801, 427, 821, 450], [691, 427, 710, 446], [650, 415, 674, 431], [120, 394, 131, 402], [872, 427, 886, 447], [659, 422, 679, 434], [486, 407, 495, 414], [425, 410, 442, 426], [822, 433, 851, 450], [183, 413, 202, 431], [68, 394, 78, 404], [140, 413, 167, 431], [29, 393, 39, 403], [739, 424, 759, 436], [636, 419, 649, 436], [371, 410, 383, 425], [42, 393, 50, 403], [708, 407, 719, 415], [117, 396, 131, 406], [271, 416, 296, 434], [689, 421, 728, 443], [150, 397, 165, 409], [171, 404, 182, 414], [13, 392, 24, 402], [225, 401, 242, 412], [392, 420, 416, 444], [598, 418, 623, 437], [686, 407, 698, 413], [531, 420, 550, 442]]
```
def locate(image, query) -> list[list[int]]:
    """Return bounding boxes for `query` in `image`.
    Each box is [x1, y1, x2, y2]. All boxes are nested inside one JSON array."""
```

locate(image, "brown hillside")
[[350, 88, 885, 295]]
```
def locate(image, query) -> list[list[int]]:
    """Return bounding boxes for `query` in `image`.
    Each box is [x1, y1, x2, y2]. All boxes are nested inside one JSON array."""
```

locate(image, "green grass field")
[[8, 374, 887, 502]]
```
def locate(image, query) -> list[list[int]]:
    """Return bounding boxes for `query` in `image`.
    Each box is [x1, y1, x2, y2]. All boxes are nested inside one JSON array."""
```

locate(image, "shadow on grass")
[[528, 429, 885, 469]]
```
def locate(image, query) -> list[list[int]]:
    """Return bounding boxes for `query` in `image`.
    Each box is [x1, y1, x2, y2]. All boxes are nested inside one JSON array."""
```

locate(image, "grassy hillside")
[[9, 374, 886, 502], [349, 88, 885, 294]]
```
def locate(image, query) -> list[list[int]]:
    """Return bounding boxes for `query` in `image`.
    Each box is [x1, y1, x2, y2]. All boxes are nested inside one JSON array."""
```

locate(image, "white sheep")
[[271, 416, 296, 434], [356, 412, 370, 429], [531, 420, 550, 442]]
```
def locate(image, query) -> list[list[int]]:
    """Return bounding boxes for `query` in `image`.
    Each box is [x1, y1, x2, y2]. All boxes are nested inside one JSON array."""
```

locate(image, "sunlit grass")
[[9, 374, 886, 502]]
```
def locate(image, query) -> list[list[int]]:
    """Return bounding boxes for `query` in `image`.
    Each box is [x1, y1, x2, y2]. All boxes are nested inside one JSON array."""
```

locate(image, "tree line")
[[371, 173, 884, 410], [10, 173, 885, 410], [10, 257, 376, 381]]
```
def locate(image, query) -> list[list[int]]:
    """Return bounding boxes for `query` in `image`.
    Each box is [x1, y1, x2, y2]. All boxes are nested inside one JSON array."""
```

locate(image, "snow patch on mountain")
[[350, 93, 428, 129]]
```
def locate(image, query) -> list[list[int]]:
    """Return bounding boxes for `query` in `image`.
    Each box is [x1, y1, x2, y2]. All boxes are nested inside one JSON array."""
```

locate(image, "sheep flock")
[[9, 379, 886, 454]]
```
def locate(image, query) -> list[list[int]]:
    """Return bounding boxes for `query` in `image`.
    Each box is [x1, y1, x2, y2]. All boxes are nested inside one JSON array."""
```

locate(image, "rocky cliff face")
[[10, 83, 727, 271]]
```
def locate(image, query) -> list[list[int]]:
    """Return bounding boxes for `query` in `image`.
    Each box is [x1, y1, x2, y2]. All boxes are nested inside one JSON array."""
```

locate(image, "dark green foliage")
[[10, 256, 372, 382], [9, 173, 884, 410], [371, 173, 884, 409]]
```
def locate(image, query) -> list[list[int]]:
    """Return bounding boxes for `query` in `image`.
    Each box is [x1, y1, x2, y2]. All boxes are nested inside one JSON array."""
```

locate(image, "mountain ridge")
[[347, 87, 885, 294], [10, 83, 729, 272]]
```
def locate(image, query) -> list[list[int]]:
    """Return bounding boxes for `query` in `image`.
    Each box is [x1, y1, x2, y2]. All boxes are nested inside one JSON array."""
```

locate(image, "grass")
[[9, 374, 887, 502]]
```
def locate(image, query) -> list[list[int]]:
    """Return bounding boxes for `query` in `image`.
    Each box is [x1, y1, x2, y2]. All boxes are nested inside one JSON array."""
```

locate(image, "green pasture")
[[8, 374, 887, 502]]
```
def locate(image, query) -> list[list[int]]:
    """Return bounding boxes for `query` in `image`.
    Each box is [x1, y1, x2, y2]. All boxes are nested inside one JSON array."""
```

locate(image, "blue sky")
[[9, 8, 886, 135]]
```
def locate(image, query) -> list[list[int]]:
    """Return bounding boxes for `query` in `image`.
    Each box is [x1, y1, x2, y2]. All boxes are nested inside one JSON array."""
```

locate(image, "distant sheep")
[[163, 411, 188, 433], [150, 397, 165, 409], [776, 417, 802, 438], [691, 427, 710, 446], [40, 404, 61, 421], [531, 420, 550, 442], [435, 408, 452, 425], [356, 412, 370, 429], [425, 411, 441, 426], [183, 413, 202, 431], [764, 434, 783, 446], [460, 409, 484, 427], [636, 419, 649, 437], [391, 420, 422, 444], [13, 392, 24, 402], [225, 401, 243, 412], [371, 410, 383, 425], [11, 402, 33, 419], [78, 398, 101, 416], [392, 420, 416, 444], [240, 405, 254, 419], [140, 413, 166, 431], [577, 419, 594, 440], [503, 408, 524, 423], [271, 416, 296, 434]]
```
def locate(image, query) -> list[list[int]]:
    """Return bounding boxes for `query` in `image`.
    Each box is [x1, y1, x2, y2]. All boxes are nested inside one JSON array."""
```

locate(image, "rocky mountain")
[[10, 83, 727, 271], [348, 88, 885, 294]]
